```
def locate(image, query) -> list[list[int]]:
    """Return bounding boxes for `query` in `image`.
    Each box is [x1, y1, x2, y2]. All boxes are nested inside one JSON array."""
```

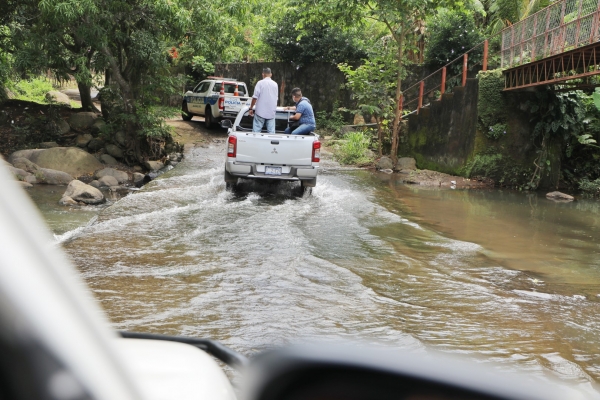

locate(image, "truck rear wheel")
[[181, 102, 192, 121], [205, 106, 214, 129]]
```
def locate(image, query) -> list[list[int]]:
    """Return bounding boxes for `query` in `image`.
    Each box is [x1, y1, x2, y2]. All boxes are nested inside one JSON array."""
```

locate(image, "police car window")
[[194, 82, 209, 93]]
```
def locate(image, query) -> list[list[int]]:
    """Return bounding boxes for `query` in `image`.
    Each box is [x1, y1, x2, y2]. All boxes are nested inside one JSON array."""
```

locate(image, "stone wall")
[[400, 72, 560, 189], [214, 62, 352, 116], [400, 78, 480, 174]]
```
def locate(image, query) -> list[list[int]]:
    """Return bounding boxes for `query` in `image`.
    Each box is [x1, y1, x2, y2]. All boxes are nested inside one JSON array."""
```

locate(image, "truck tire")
[[181, 102, 192, 121], [205, 106, 214, 129], [301, 178, 317, 188]]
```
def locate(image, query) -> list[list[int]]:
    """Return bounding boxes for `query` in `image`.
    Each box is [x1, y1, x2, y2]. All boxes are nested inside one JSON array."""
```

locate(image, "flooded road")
[[29, 137, 600, 393]]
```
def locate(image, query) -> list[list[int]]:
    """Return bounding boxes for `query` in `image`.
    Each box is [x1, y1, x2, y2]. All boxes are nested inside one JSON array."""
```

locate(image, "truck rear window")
[[238, 112, 305, 133], [213, 83, 247, 96]]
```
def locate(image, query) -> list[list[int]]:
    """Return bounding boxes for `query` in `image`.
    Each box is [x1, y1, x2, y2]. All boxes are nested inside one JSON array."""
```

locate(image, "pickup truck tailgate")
[[235, 133, 314, 166]]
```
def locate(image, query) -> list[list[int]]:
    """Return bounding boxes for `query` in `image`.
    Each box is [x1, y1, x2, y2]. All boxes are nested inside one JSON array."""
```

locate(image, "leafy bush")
[[487, 123, 507, 140], [579, 178, 600, 196], [264, 13, 367, 66], [334, 130, 374, 165], [425, 8, 484, 88], [11, 77, 55, 103], [316, 105, 346, 135]]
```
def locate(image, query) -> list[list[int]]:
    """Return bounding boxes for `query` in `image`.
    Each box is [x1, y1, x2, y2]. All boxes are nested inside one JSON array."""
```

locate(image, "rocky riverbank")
[[1, 98, 185, 205]]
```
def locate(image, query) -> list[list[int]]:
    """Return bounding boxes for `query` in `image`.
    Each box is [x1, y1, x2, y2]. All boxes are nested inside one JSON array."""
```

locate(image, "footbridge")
[[402, 0, 600, 115]]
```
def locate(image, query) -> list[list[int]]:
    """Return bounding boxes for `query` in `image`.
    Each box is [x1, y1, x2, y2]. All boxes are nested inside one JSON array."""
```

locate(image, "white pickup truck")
[[182, 78, 250, 128], [222, 105, 320, 189]]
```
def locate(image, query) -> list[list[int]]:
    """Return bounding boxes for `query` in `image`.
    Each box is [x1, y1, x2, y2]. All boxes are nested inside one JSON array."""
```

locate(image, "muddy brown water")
[[26, 141, 600, 395]]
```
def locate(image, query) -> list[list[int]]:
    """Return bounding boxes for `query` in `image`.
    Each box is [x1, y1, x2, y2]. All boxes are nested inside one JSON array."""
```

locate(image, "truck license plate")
[[265, 166, 282, 176]]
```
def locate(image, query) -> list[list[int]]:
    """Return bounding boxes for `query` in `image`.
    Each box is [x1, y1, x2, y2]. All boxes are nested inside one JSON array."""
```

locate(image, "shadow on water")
[[228, 179, 310, 204]]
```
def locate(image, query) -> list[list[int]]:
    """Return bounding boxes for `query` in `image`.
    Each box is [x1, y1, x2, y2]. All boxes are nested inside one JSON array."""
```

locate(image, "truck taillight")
[[227, 136, 237, 157], [312, 140, 321, 162], [218, 97, 224, 110]]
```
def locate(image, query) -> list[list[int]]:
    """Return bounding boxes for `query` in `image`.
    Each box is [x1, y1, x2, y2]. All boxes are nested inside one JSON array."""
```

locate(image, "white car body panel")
[[0, 161, 236, 400], [225, 106, 319, 183]]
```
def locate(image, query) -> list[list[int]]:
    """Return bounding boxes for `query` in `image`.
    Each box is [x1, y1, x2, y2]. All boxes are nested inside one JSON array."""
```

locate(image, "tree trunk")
[[391, 31, 405, 166], [77, 81, 98, 112], [376, 116, 383, 157]]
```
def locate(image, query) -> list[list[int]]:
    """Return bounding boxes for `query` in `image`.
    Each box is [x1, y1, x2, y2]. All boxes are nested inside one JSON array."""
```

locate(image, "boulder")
[[8, 149, 45, 164], [546, 191, 574, 202], [8, 166, 30, 181], [76, 133, 93, 148], [63, 180, 105, 205], [133, 165, 144, 173], [11, 157, 40, 174], [59, 196, 78, 206], [24, 175, 37, 184], [353, 114, 365, 125], [89, 180, 101, 188], [45, 91, 71, 106], [114, 130, 126, 146], [98, 175, 119, 187], [39, 142, 59, 149], [68, 112, 98, 131], [87, 138, 105, 151], [35, 168, 74, 185], [21, 147, 103, 178], [105, 144, 123, 159], [100, 154, 118, 165], [91, 119, 106, 134], [376, 156, 394, 171], [57, 119, 71, 135], [144, 160, 164, 172], [396, 157, 417, 171], [132, 172, 145, 186], [95, 168, 129, 183]]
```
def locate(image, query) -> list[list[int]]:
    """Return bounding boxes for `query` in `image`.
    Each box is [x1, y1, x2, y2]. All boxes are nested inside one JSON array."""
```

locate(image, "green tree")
[[339, 39, 397, 156], [8, 0, 251, 163], [425, 8, 485, 89], [299, 0, 457, 164], [263, 13, 367, 66]]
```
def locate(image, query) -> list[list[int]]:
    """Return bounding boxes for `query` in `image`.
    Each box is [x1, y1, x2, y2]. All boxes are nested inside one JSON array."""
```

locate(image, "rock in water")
[[63, 180, 105, 204], [376, 157, 394, 170], [546, 191, 574, 202], [95, 168, 129, 183], [10, 147, 102, 178]]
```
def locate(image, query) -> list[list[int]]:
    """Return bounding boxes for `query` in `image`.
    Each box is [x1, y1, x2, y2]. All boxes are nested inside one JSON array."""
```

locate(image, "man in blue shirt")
[[249, 68, 278, 133], [284, 88, 316, 135]]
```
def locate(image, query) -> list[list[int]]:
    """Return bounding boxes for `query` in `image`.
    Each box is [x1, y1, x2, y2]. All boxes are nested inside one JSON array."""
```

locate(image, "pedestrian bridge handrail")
[[400, 0, 600, 117]]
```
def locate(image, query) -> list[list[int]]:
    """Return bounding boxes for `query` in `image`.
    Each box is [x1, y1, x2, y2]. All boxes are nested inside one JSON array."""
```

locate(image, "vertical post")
[[462, 53, 468, 86], [483, 41, 488, 71], [441, 67, 447, 97], [417, 81, 424, 114]]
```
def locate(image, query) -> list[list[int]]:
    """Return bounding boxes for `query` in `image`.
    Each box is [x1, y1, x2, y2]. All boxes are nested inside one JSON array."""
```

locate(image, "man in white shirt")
[[248, 68, 278, 133]]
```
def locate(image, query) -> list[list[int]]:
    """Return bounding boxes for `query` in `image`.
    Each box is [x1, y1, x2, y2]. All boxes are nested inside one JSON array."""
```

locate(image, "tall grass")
[[11, 77, 55, 103], [334, 130, 374, 165]]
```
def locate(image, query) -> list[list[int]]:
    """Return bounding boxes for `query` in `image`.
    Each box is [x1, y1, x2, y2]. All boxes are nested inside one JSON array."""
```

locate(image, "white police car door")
[[189, 82, 211, 114]]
